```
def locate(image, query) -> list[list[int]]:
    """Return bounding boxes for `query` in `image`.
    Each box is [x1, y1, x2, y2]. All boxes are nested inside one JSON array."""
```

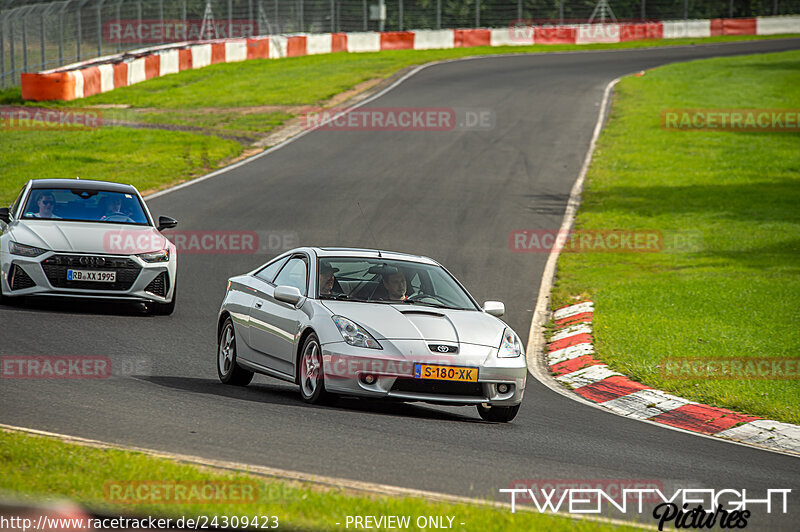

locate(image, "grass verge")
[[1, 33, 797, 205], [551, 50, 800, 424], [0, 429, 644, 531]]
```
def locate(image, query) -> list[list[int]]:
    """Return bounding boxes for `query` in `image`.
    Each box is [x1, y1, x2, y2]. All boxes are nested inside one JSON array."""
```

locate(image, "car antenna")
[[356, 201, 380, 257]]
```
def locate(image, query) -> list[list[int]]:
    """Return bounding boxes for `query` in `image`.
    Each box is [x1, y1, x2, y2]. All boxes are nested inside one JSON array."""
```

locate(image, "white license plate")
[[67, 269, 116, 282]]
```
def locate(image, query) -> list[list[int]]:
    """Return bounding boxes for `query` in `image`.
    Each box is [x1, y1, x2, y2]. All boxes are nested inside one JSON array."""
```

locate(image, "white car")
[[0, 179, 178, 314]]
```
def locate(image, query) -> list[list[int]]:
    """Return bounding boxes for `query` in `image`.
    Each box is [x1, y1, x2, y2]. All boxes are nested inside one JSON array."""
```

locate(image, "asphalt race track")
[[2, 39, 800, 529]]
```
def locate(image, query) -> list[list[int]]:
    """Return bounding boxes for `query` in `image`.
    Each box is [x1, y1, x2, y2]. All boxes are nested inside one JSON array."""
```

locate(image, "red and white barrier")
[[20, 15, 800, 101], [548, 302, 800, 453]]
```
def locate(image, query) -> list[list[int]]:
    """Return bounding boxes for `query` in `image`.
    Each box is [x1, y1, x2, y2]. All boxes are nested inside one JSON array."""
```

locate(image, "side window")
[[255, 256, 289, 284], [273, 256, 308, 295], [10, 186, 26, 217]]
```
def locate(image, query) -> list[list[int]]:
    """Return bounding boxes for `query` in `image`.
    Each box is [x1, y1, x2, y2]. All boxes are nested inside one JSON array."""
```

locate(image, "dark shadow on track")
[[3, 296, 150, 316], [141, 376, 482, 423]]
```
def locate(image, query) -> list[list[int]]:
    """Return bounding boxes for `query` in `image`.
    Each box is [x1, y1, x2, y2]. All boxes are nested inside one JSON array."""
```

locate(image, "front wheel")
[[149, 280, 176, 316], [477, 403, 520, 423], [217, 317, 254, 386], [298, 333, 335, 404]]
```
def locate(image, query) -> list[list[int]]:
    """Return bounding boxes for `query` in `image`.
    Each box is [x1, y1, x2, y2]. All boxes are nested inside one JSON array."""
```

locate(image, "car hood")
[[320, 301, 507, 347], [9, 220, 164, 254]]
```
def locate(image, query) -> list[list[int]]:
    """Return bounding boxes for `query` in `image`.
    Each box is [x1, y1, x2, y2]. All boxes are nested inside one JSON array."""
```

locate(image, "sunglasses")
[[40, 199, 54, 205]]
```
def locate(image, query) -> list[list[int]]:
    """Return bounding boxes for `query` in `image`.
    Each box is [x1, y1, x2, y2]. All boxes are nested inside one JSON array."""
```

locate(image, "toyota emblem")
[[437, 345, 449, 353]]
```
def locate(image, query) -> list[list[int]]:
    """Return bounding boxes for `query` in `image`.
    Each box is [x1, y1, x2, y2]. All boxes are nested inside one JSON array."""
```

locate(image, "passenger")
[[30, 192, 60, 219], [318, 264, 341, 296]]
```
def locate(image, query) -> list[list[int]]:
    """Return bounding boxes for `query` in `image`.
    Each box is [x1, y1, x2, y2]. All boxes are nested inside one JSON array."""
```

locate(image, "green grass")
[[0, 33, 796, 204], [0, 127, 240, 202], [552, 50, 800, 424], [0, 430, 643, 531]]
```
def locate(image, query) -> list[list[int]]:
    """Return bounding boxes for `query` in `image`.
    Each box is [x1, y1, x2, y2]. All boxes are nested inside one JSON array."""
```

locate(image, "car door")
[[248, 254, 308, 376]]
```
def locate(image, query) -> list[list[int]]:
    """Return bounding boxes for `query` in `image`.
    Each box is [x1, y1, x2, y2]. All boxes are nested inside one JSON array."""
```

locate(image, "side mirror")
[[274, 285, 303, 306], [157, 215, 178, 231], [483, 301, 505, 317], [0, 208, 10, 224]]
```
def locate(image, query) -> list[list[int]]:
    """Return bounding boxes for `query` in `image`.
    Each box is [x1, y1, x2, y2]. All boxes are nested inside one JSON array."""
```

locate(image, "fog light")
[[497, 383, 510, 394], [362, 374, 376, 385]]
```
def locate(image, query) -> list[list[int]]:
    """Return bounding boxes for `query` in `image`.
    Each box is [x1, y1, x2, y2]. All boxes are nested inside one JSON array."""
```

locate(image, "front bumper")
[[321, 339, 526, 406], [1, 250, 176, 303]]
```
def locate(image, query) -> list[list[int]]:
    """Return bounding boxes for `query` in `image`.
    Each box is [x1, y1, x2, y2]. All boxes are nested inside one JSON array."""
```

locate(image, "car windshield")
[[317, 257, 478, 311], [21, 188, 149, 225]]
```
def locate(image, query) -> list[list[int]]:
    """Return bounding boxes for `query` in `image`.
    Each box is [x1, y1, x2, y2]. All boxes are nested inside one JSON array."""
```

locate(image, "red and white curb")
[[548, 301, 800, 454]]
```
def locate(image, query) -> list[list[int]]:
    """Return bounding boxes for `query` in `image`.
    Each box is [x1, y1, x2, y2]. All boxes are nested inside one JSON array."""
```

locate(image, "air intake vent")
[[9, 265, 35, 290], [145, 272, 169, 297]]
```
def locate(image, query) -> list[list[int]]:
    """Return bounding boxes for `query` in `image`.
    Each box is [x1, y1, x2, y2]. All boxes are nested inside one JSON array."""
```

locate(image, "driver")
[[30, 192, 60, 219], [100, 196, 126, 220], [376, 269, 407, 301]]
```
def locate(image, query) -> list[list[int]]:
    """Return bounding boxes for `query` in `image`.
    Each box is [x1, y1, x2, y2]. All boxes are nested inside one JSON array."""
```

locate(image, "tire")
[[477, 403, 521, 423], [0, 283, 21, 307], [150, 279, 176, 316], [217, 317, 254, 386], [298, 333, 335, 405]]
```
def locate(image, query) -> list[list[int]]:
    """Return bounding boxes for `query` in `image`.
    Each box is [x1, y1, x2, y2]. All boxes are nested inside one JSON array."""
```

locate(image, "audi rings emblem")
[[80, 256, 106, 267]]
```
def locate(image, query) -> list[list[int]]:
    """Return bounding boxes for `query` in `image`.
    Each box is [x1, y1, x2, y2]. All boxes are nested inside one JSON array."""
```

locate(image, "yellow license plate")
[[414, 364, 478, 382]]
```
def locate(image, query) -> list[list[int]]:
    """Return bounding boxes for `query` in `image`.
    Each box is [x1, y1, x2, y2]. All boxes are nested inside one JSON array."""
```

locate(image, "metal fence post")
[[41, 7, 46, 70], [228, 0, 233, 37], [299, 0, 303, 32], [517, 0, 521, 22], [330, 0, 334, 32], [399, 0, 403, 31], [97, 0, 106, 58], [729, 0, 734, 18], [8, 12, 13, 84], [475, 0, 479, 28], [684, 0, 688, 19], [22, 7, 28, 73], [641, 0, 646, 20], [1, 14, 5, 88], [137, 0, 142, 47], [362, 0, 366, 31], [559, 0, 564, 25], [436, 0, 440, 29]]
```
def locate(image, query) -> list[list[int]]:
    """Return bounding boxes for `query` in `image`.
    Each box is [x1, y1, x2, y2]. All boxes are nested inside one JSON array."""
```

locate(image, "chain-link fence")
[[2, 0, 799, 87]]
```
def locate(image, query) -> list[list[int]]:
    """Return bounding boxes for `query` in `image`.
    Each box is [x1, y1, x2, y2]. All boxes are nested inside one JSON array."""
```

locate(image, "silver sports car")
[[216, 247, 527, 422], [0, 178, 178, 314]]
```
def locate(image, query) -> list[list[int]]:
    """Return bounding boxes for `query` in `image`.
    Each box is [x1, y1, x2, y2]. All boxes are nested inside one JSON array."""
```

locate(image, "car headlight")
[[9, 241, 47, 257], [138, 249, 170, 263], [332, 316, 382, 349], [498, 327, 523, 358]]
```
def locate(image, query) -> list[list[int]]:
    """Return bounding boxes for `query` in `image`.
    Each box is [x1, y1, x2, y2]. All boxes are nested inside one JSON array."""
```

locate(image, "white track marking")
[[556, 365, 621, 388], [548, 342, 595, 365], [601, 389, 693, 420], [550, 323, 592, 342], [553, 301, 594, 321], [716, 421, 800, 453]]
